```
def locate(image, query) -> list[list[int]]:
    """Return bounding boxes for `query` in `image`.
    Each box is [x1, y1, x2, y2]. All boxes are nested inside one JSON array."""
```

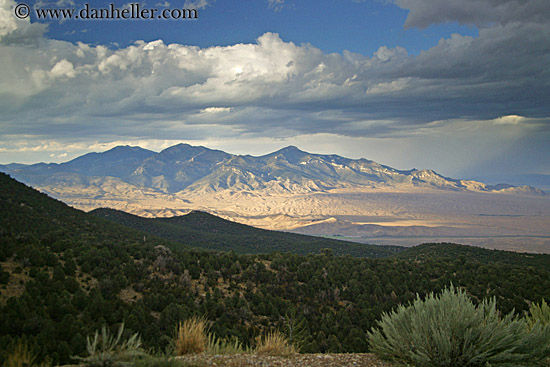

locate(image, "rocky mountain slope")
[[1, 144, 544, 196]]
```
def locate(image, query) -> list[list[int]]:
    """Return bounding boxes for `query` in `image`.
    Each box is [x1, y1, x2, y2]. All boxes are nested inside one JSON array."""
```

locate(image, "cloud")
[[492, 115, 525, 126], [49, 152, 67, 158], [1, 27, 548, 137], [34, 0, 75, 9], [0, 0, 47, 44], [393, 0, 550, 28], [183, 0, 212, 10], [268, 0, 286, 11], [200, 107, 232, 114]]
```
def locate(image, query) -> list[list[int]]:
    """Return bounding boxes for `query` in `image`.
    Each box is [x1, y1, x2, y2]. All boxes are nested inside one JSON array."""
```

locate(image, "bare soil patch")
[[176, 353, 392, 367]]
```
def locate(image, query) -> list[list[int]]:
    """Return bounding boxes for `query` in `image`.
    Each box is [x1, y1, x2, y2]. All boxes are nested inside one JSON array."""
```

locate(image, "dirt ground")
[[176, 353, 392, 367]]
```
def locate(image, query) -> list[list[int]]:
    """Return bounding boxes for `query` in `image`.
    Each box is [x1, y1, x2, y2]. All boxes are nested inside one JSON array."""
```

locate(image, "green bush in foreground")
[[527, 299, 550, 367], [368, 285, 550, 367], [527, 299, 550, 330], [75, 323, 144, 367], [206, 334, 249, 355], [4, 340, 37, 367]]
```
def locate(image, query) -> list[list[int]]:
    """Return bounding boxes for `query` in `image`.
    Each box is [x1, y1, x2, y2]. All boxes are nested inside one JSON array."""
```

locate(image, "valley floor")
[[52, 185, 550, 253]]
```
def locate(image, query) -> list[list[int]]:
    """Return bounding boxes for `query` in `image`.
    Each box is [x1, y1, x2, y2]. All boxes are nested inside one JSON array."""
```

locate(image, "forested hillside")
[[2, 172, 550, 366], [90, 207, 401, 257], [397, 242, 550, 271]]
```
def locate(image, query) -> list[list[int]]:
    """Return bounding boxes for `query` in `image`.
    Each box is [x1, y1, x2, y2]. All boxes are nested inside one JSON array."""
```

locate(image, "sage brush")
[[368, 285, 550, 367], [75, 323, 144, 367]]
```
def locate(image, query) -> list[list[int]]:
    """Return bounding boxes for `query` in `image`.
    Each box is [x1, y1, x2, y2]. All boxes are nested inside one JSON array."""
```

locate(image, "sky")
[[0, 0, 549, 184]]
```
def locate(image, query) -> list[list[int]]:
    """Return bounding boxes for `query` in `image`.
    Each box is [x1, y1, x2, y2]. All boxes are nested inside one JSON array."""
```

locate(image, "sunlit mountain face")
[[2, 144, 549, 253]]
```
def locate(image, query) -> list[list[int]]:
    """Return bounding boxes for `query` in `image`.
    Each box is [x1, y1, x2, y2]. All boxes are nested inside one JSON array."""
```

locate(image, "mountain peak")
[[158, 143, 208, 158], [101, 145, 153, 155], [160, 143, 195, 152], [279, 145, 302, 152], [65, 145, 154, 168], [107, 145, 136, 151], [265, 145, 308, 163], [154, 144, 231, 168]]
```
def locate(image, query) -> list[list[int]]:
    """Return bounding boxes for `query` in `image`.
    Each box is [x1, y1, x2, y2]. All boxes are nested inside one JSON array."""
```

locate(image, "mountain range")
[[2, 144, 550, 252], [1, 144, 545, 195]]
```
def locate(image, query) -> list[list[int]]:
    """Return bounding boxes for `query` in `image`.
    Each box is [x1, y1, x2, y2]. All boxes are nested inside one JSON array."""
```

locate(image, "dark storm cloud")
[[394, 0, 550, 28]]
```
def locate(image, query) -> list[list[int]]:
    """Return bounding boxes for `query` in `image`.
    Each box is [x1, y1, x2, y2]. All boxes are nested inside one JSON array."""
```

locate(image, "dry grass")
[[255, 331, 296, 357], [4, 341, 36, 367], [175, 317, 208, 355]]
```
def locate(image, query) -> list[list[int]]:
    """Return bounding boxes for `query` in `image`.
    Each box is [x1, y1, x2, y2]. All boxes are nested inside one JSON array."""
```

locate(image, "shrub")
[[174, 317, 208, 355], [527, 300, 550, 367], [206, 334, 248, 355], [0, 269, 9, 284], [368, 285, 550, 367], [283, 308, 310, 352], [527, 299, 550, 329], [75, 323, 144, 367], [255, 331, 296, 356], [4, 340, 36, 367], [173, 317, 249, 356]]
